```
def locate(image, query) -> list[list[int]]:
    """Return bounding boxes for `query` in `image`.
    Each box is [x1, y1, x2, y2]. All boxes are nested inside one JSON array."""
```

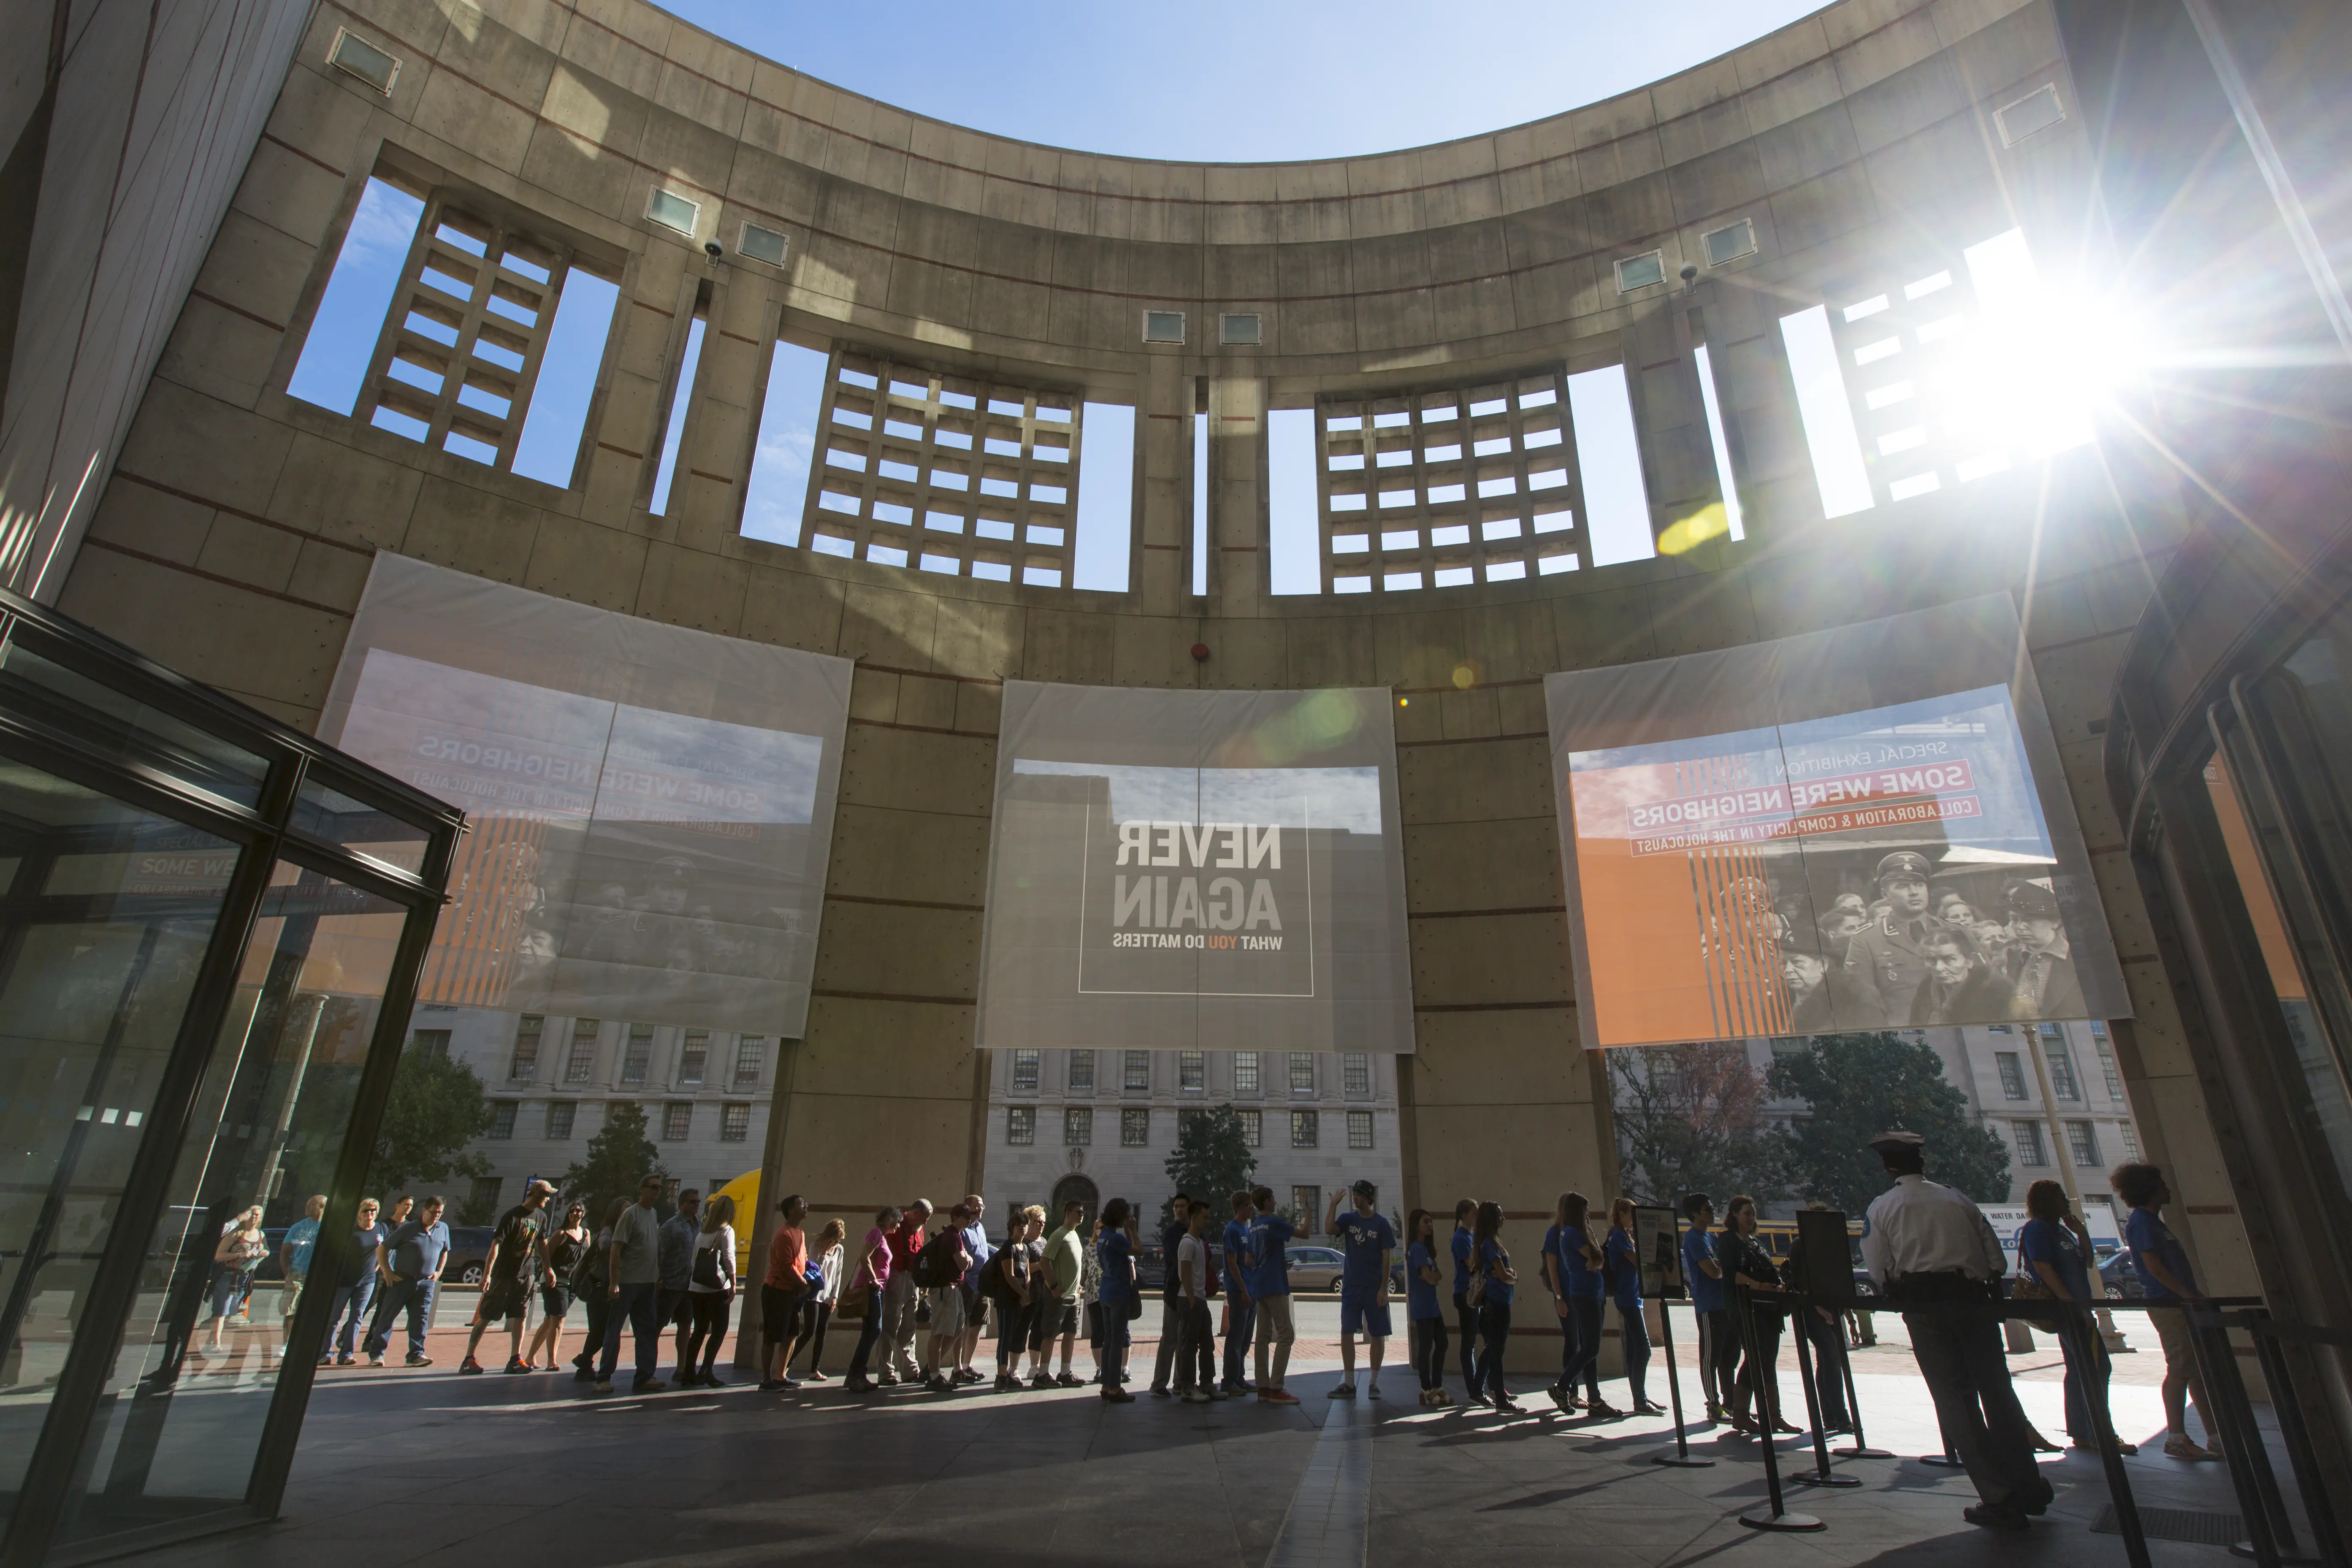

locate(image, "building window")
[[1233, 1052, 1259, 1094], [1121, 1108, 1150, 1147], [1179, 1051, 1204, 1091], [721, 1103, 751, 1142], [677, 1030, 707, 1086], [1291, 1110, 1319, 1148], [1347, 1110, 1373, 1149], [2042, 1025, 2081, 1099], [664, 1103, 692, 1141], [409, 1028, 450, 1060], [547, 1101, 575, 1140], [1342, 1052, 1370, 1094], [509, 1016, 542, 1081], [1238, 1108, 1262, 1147], [1995, 1052, 2028, 1100], [2066, 1120, 2101, 1168], [489, 1101, 517, 1138], [566, 1018, 599, 1082], [1012, 1048, 1040, 1091], [1068, 1049, 1095, 1092], [621, 1024, 653, 1085], [2122, 1123, 2143, 1160], [1288, 1053, 1314, 1094], [1987, 1024, 2013, 1035], [2013, 1120, 2049, 1166], [1292, 1186, 1319, 1223], [469, 1176, 503, 1214], [1065, 1108, 1092, 1146], [734, 1037, 766, 1088], [1124, 1051, 1150, 1092], [2092, 1033, 2126, 1100], [1007, 1106, 1035, 1145]]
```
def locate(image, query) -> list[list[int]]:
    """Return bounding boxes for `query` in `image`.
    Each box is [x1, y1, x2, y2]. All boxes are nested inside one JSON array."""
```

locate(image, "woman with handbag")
[[201, 1207, 270, 1358], [796, 1219, 846, 1382], [1095, 1197, 1139, 1403], [680, 1194, 737, 1387], [1719, 1196, 1799, 1436], [842, 1206, 900, 1394], [2019, 1179, 2131, 1454], [525, 1202, 588, 1371], [1470, 1201, 1521, 1413], [570, 1198, 629, 1381]]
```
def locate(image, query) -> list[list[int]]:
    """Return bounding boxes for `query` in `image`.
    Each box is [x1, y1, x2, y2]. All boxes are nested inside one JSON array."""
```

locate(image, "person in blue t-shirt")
[[2016, 1178, 2132, 1454], [1404, 1208, 1451, 1406], [1604, 1199, 1661, 1414], [1450, 1199, 1478, 1394], [1680, 1193, 1730, 1422], [1094, 1197, 1138, 1404], [1543, 1192, 1619, 1417], [1469, 1201, 1521, 1412], [1220, 1191, 1257, 1396], [279, 1193, 325, 1353], [1325, 1181, 1396, 1400], [1246, 1186, 1299, 1405], [2113, 1162, 2216, 1460]]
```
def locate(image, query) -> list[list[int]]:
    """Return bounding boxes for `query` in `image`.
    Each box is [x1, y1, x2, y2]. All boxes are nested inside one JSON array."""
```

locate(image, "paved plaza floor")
[[120, 1296, 2294, 1568]]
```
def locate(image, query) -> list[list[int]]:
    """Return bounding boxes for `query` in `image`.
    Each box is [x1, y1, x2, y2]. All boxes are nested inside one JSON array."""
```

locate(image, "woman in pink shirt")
[[843, 1206, 901, 1394]]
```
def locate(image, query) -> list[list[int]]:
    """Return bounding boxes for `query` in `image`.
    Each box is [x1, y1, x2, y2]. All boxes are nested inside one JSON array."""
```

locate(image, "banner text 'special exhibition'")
[[976, 683, 1415, 1053], [1544, 595, 2128, 1050]]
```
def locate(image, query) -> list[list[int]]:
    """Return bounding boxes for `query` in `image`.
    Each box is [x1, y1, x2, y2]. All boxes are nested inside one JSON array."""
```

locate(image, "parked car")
[[443, 1226, 495, 1285], [2098, 1251, 2145, 1300]]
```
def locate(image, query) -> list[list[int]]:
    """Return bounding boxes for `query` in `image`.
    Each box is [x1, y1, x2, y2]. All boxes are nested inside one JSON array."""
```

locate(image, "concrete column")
[[1135, 357, 1190, 615], [1206, 376, 1264, 616]]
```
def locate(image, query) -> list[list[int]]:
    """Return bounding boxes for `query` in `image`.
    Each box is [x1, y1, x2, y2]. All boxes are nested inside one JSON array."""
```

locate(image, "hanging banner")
[[316, 555, 851, 1037], [1544, 594, 2128, 1049], [976, 682, 1414, 1052]]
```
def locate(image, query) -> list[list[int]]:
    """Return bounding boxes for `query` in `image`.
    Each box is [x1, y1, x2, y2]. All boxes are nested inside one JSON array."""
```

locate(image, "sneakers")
[[996, 1374, 1021, 1392], [1258, 1388, 1300, 1406], [1181, 1389, 1211, 1403], [594, 1380, 614, 1393], [632, 1377, 666, 1393], [2164, 1435, 2217, 1461], [1102, 1387, 1135, 1403], [1367, 1385, 1382, 1400], [1588, 1400, 1626, 1420], [1963, 1505, 2030, 1532], [759, 1379, 785, 1392], [1328, 1383, 1356, 1399], [1547, 1383, 1571, 1413], [405, 1354, 432, 1368], [876, 1371, 901, 1387], [954, 1367, 985, 1384], [335, 1354, 355, 1367], [1149, 1386, 1172, 1399], [843, 1375, 875, 1393], [504, 1357, 528, 1375], [1207, 1387, 1230, 1401], [1055, 1372, 1084, 1388], [459, 1357, 484, 1375], [926, 1373, 953, 1393], [1030, 1373, 1055, 1390]]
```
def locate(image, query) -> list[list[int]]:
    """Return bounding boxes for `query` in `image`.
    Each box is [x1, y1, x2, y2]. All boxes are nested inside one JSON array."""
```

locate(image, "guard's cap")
[[1868, 1130, 1926, 1155], [2006, 882, 2061, 920], [1874, 851, 1932, 883]]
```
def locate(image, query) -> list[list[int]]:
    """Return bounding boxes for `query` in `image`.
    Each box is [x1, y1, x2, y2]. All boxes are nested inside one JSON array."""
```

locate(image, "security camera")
[[1679, 263, 1698, 284], [704, 239, 723, 263]]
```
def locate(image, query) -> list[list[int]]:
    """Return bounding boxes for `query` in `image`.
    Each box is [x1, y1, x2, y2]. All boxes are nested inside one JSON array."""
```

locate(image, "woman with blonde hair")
[[203, 1206, 269, 1356], [796, 1218, 847, 1381], [679, 1192, 737, 1386]]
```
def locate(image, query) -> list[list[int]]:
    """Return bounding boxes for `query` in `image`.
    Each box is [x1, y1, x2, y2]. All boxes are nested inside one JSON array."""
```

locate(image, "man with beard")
[[1844, 851, 1943, 1025]]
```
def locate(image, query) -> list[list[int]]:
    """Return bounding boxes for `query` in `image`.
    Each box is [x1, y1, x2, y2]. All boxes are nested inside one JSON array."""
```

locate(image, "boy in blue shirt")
[[1221, 1191, 1256, 1395], [1680, 1193, 1729, 1422], [2113, 1162, 2216, 1460], [1247, 1186, 1299, 1405], [1325, 1181, 1396, 1399], [1450, 1199, 1477, 1394]]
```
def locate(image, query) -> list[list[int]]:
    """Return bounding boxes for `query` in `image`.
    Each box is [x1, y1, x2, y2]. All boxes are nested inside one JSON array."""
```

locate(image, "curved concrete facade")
[[48, 0, 2261, 1340]]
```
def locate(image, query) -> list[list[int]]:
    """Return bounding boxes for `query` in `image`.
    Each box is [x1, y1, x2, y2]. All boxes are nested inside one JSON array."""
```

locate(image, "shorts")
[[539, 1285, 574, 1321], [760, 1284, 800, 1347], [1340, 1294, 1393, 1338], [1033, 1298, 1079, 1342], [660, 1287, 694, 1329], [925, 1286, 966, 1338], [2150, 1304, 2207, 1395], [480, 1278, 531, 1323]]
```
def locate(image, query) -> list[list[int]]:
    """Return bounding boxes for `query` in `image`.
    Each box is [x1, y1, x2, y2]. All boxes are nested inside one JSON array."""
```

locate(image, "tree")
[[1162, 1105, 1257, 1225], [1769, 1032, 2011, 1215], [365, 1045, 493, 1202], [1611, 1041, 1788, 1208], [558, 1101, 668, 1229]]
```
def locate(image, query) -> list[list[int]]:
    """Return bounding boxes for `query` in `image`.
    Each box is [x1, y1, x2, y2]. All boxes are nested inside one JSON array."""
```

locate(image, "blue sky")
[[663, 1, 1829, 163]]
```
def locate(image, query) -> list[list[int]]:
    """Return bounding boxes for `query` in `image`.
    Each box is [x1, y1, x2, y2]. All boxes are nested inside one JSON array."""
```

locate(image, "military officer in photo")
[[2002, 882, 2085, 1021], [1843, 850, 1943, 1025]]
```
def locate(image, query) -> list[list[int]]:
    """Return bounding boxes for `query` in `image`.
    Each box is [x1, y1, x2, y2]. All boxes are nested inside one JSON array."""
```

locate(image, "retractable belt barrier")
[[1706, 1284, 2328, 1568]]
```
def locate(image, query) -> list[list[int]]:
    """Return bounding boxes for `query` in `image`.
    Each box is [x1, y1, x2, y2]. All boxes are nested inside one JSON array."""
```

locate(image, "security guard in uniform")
[[1842, 851, 1943, 1025]]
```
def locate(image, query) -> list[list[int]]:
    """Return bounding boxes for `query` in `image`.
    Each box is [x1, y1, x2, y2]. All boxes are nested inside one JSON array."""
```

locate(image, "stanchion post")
[[2187, 1307, 2293, 1568], [2062, 1300, 2154, 1568], [1735, 1285, 1823, 1533], [2248, 1319, 2347, 1568], [1788, 1292, 1860, 1489], [1830, 1314, 1893, 1459], [1651, 1301, 1714, 1469]]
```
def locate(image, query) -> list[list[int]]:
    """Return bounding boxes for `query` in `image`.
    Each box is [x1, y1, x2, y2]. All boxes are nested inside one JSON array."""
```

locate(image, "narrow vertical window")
[[1566, 364, 1656, 566], [1779, 303, 1875, 518], [287, 178, 425, 414], [510, 266, 620, 487], [742, 340, 831, 544], [650, 313, 707, 516], [1268, 407, 1318, 593], [1192, 408, 1209, 596], [1691, 343, 1745, 542], [1073, 402, 1133, 590]]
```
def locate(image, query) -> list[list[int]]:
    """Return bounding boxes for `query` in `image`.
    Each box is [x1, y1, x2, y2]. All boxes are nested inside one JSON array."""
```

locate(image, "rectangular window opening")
[[1073, 402, 1133, 591], [288, 179, 427, 416], [1069, 1049, 1095, 1092], [1566, 363, 1656, 566], [1007, 1105, 1035, 1145], [648, 314, 707, 516], [1778, 303, 1876, 519], [1692, 343, 1746, 543], [1192, 409, 1208, 596], [1269, 408, 1318, 593]]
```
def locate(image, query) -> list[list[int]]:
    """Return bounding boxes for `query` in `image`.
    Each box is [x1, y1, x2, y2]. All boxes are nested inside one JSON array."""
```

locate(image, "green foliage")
[[1162, 1105, 1257, 1226], [1611, 1041, 1789, 1208], [1768, 1032, 2012, 1214], [365, 1044, 493, 1201], [558, 1100, 668, 1228]]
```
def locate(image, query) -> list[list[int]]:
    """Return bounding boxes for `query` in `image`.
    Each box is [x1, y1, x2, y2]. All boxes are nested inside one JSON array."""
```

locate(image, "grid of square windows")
[[1125, 1051, 1151, 1092], [1291, 1110, 1319, 1149], [2043, 1026, 2081, 1099], [2092, 1031, 2125, 1099], [489, 1101, 517, 1138], [621, 1024, 653, 1085], [1288, 1053, 1315, 1094], [1007, 1106, 1036, 1145], [1996, 1052, 2028, 1100], [2065, 1119, 2101, 1168], [1347, 1110, 1373, 1149], [721, 1103, 750, 1142], [1065, 1108, 1092, 1146], [734, 1037, 765, 1088], [1233, 1052, 1259, 1094], [807, 351, 1082, 585], [2013, 1120, 2049, 1165], [1068, 1049, 1095, 1091], [565, 1019, 599, 1083], [1342, 1053, 1370, 1094], [677, 1030, 707, 1086], [509, 1016, 542, 1081], [1012, 1048, 1040, 1091], [663, 1102, 692, 1141], [1238, 1109, 1262, 1147], [1318, 369, 1585, 592], [1121, 1108, 1150, 1147], [547, 1101, 575, 1140], [1179, 1051, 1204, 1091]]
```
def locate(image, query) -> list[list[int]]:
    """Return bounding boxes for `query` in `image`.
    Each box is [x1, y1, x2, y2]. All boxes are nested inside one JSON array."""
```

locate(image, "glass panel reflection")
[[0, 634, 268, 810], [0, 766, 232, 1530], [55, 863, 402, 1546]]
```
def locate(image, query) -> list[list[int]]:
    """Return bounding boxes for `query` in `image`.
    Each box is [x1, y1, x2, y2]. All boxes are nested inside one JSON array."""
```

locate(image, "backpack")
[[915, 1232, 962, 1289]]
